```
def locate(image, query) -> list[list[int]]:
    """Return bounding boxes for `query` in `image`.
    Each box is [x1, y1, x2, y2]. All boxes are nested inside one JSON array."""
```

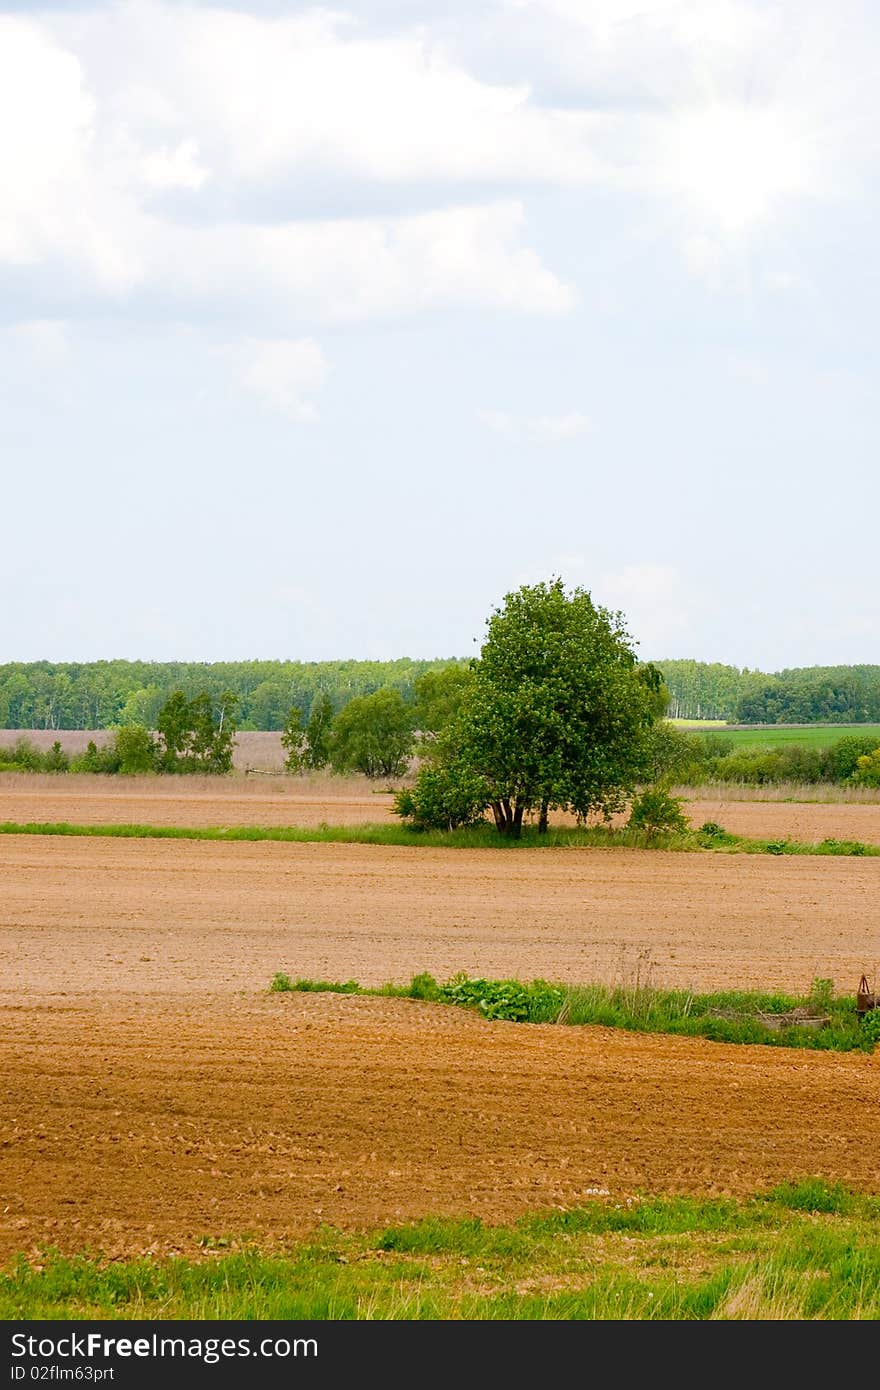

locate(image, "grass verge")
[[3, 1182, 879, 1319], [0, 819, 877, 857], [270, 971, 880, 1052]]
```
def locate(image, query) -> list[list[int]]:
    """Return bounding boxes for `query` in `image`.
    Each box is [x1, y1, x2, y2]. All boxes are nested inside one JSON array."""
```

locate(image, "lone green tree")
[[329, 687, 414, 779], [397, 578, 660, 836]]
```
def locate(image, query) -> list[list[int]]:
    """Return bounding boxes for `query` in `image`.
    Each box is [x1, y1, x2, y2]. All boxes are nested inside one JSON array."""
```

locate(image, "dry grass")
[[0, 768, 398, 799], [671, 781, 880, 804]]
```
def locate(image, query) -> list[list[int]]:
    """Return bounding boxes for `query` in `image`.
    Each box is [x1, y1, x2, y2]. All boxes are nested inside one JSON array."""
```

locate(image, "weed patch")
[[269, 972, 877, 1052]]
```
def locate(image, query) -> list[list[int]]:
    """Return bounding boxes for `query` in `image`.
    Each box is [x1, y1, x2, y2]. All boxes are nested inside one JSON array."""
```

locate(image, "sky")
[[1, 0, 878, 671]]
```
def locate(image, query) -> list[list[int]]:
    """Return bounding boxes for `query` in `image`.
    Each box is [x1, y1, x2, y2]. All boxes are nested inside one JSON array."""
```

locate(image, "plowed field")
[[2, 830, 879, 1264], [2, 776, 880, 842]]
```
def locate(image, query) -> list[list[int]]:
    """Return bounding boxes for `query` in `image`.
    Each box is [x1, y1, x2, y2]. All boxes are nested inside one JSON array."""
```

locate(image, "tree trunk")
[[538, 799, 549, 834], [491, 798, 519, 835]]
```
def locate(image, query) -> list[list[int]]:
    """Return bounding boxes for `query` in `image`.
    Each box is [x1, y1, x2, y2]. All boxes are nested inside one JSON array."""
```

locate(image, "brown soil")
[[3, 836, 879, 996], [0, 775, 393, 828], [2, 832, 879, 1265], [2, 990, 879, 1264], [3, 776, 880, 842]]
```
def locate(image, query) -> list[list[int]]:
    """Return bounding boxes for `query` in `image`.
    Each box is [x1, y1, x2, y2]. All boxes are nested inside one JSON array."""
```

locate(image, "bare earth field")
[[3, 773, 880, 842], [1, 826, 879, 1264], [3, 990, 879, 1264]]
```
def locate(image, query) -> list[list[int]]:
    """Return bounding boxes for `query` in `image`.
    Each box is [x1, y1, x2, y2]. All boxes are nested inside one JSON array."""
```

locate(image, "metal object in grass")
[[755, 1008, 829, 1032], [857, 975, 877, 1015], [708, 1006, 830, 1031]]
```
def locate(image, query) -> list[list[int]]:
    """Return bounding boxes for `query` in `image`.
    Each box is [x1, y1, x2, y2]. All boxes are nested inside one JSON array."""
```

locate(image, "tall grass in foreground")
[[270, 972, 880, 1053], [1, 818, 878, 857], [3, 1183, 879, 1319]]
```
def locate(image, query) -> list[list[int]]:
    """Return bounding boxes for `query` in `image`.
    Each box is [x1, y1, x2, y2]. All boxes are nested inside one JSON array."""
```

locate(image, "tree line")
[[0, 583, 670, 838], [0, 658, 462, 732], [5, 585, 879, 803], [3, 658, 880, 734], [656, 661, 880, 723]]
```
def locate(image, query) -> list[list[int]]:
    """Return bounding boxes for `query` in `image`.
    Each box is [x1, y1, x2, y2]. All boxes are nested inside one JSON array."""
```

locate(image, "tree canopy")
[[328, 688, 414, 779], [397, 579, 662, 836]]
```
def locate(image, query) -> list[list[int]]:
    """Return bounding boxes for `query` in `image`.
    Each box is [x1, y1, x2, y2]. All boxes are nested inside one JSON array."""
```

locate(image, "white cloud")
[[141, 201, 573, 320], [529, 412, 588, 440], [479, 408, 588, 440], [235, 338, 328, 419], [138, 138, 209, 192], [11, 320, 71, 362], [3, 0, 874, 325], [0, 18, 154, 292], [0, 13, 572, 322], [63, 3, 607, 189]]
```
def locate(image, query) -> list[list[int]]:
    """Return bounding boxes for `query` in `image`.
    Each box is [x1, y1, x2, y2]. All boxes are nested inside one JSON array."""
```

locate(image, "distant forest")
[[656, 661, 880, 724], [1, 659, 880, 729]]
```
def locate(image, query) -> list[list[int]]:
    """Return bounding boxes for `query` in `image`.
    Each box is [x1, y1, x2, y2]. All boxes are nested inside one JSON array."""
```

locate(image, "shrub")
[[114, 725, 158, 775], [393, 761, 489, 830], [69, 739, 121, 774], [408, 972, 440, 1001], [438, 976, 565, 1023], [43, 740, 69, 773], [826, 736, 880, 782], [860, 1009, 880, 1045], [638, 723, 703, 782], [627, 786, 690, 837], [807, 977, 835, 1012], [697, 820, 738, 847], [1, 737, 44, 771], [851, 748, 880, 788]]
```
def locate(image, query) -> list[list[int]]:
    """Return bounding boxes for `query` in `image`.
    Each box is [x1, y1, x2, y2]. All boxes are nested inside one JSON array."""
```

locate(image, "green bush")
[[851, 748, 880, 788], [114, 725, 158, 775], [860, 1009, 880, 1045], [438, 976, 565, 1023], [69, 740, 121, 774], [682, 732, 880, 787], [1, 737, 44, 771], [627, 786, 690, 837], [43, 740, 69, 773], [826, 736, 880, 781], [393, 761, 488, 830]]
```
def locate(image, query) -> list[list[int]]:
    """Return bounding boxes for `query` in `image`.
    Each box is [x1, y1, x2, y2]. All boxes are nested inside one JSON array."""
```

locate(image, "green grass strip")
[[270, 971, 880, 1053], [3, 1182, 880, 1319], [1, 819, 878, 856]]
